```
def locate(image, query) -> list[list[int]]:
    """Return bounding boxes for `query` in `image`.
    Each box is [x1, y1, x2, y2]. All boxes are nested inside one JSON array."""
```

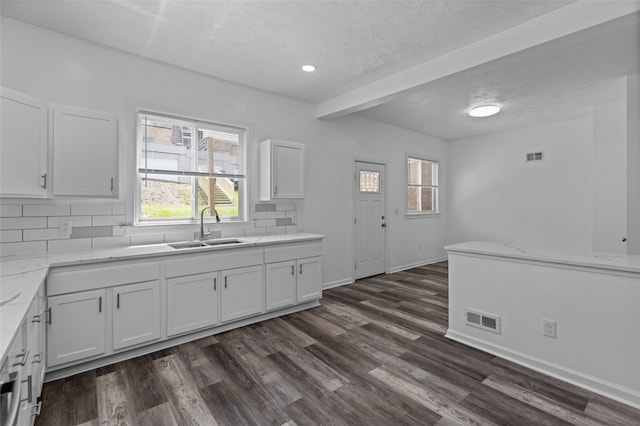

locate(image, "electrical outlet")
[[542, 319, 557, 338], [59, 220, 72, 236]]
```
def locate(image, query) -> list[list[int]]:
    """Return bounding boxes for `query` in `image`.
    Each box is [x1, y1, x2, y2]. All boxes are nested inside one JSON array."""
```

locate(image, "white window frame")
[[135, 110, 247, 225], [406, 154, 440, 217]]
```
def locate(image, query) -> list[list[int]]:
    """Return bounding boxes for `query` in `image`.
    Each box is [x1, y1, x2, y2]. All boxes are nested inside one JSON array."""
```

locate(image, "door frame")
[[353, 157, 389, 281]]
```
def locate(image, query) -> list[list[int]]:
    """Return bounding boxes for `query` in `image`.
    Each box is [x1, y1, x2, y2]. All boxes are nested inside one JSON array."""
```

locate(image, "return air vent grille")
[[465, 309, 501, 334], [526, 152, 544, 162]]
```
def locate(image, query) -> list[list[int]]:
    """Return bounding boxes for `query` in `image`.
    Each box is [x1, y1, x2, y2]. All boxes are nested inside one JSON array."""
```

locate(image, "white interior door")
[[354, 161, 386, 279]]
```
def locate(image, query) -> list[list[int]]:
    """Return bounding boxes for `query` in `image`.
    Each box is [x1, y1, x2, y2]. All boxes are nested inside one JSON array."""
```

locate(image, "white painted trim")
[[445, 329, 640, 410], [322, 278, 353, 290], [387, 256, 447, 274]]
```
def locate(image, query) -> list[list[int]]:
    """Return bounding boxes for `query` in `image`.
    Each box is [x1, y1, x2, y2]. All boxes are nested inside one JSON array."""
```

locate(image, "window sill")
[[404, 212, 442, 219]]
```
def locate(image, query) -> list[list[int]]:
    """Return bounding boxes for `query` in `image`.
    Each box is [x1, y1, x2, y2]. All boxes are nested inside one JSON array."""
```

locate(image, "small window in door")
[[359, 170, 380, 193]]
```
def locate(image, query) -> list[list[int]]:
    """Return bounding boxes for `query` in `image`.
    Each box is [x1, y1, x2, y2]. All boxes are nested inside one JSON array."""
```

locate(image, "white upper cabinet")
[[52, 105, 117, 197], [259, 138, 305, 200], [0, 87, 48, 198]]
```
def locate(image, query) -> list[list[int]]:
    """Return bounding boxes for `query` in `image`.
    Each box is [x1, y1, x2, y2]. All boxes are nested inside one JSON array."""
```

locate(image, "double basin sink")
[[168, 238, 246, 250]]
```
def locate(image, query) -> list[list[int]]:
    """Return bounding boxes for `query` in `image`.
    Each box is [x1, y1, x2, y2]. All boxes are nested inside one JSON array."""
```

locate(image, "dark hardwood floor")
[[36, 262, 640, 425]]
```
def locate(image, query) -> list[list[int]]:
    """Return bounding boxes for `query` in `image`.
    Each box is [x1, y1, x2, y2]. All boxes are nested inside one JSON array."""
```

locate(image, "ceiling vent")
[[465, 309, 501, 334], [526, 152, 544, 162]]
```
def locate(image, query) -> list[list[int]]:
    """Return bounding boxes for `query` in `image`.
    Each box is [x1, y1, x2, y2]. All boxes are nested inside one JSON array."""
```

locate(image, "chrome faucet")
[[199, 206, 220, 240]]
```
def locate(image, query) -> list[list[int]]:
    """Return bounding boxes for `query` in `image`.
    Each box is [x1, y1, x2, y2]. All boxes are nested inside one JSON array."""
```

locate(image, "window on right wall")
[[407, 156, 439, 215]]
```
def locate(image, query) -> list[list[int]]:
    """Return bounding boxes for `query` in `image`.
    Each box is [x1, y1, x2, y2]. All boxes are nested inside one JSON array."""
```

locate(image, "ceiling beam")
[[315, 0, 640, 120]]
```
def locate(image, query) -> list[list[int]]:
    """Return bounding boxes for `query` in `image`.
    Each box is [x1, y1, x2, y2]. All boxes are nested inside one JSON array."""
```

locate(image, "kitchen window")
[[407, 156, 438, 215], [136, 111, 245, 223]]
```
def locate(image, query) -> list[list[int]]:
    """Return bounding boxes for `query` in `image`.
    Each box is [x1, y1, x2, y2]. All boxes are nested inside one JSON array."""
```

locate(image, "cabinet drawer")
[[47, 261, 160, 295], [165, 249, 263, 278], [264, 242, 321, 263]]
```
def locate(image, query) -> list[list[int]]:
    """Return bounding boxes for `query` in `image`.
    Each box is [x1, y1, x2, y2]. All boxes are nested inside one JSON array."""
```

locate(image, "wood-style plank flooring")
[[36, 262, 640, 425]]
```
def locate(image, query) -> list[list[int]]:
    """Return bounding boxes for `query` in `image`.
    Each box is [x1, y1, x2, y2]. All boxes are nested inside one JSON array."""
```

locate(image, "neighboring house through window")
[[136, 111, 245, 223], [407, 155, 438, 214]]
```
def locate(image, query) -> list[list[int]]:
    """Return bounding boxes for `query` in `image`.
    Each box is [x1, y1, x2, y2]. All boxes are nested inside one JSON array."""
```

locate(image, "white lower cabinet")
[[47, 289, 106, 367], [297, 257, 322, 303], [221, 265, 264, 322], [112, 281, 160, 350], [167, 273, 219, 336], [265, 260, 296, 311]]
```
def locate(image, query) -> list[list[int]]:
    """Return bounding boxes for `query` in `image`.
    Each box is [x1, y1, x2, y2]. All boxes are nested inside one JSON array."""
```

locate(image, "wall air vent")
[[465, 309, 501, 334], [526, 152, 544, 162]]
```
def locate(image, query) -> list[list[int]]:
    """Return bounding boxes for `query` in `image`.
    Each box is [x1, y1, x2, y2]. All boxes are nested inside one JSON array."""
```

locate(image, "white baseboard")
[[323, 278, 353, 290], [387, 256, 447, 274], [445, 329, 640, 410]]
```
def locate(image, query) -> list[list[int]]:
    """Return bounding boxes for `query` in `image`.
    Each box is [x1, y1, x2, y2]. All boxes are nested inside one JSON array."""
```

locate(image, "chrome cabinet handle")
[[41, 173, 47, 189], [224, 276, 228, 288], [32, 352, 43, 364], [291, 265, 294, 275], [299, 264, 302, 274], [31, 401, 42, 417], [110, 177, 114, 191], [99, 296, 102, 312], [14, 350, 29, 366], [46, 307, 52, 324], [32, 314, 41, 323], [116, 293, 120, 309], [213, 277, 217, 291]]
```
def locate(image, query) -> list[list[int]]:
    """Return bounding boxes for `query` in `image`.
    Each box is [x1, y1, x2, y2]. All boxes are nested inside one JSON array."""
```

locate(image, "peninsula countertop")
[[445, 241, 640, 275]]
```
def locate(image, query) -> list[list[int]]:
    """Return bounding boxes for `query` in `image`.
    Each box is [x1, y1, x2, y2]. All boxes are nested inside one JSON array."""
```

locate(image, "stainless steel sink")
[[168, 238, 244, 249]]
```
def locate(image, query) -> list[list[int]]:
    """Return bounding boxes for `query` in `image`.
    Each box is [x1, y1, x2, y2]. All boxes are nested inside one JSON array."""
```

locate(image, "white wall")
[[0, 17, 448, 285], [446, 117, 595, 251], [593, 95, 627, 254]]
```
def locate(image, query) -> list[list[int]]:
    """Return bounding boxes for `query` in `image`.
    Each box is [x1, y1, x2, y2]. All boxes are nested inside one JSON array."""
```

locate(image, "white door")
[[265, 261, 296, 311], [297, 257, 322, 302], [221, 265, 263, 322], [354, 161, 386, 279], [167, 273, 219, 336], [112, 281, 160, 350], [47, 289, 106, 367]]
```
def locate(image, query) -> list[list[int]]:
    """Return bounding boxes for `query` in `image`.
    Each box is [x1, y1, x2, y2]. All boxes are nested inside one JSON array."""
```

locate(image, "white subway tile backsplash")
[[23, 228, 70, 242], [111, 203, 126, 215], [266, 211, 287, 219], [245, 228, 266, 237], [23, 204, 70, 217], [112, 226, 126, 237], [93, 215, 126, 226], [285, 225, 298, 234], [1, 217, 46, 230], [276, 203, 295, 211], [266, 226, 286, 236], [0, 241, 46, 256], [255, 219, 276, 228], [91, 236, 131, 249], [47, 216, 91, 228], [130, 234, 165, 246], [0, 200, 302, 254], [0, 230, 22, 243], [47, 238, 92, 253], [164, 232, 194, 243], [0, 205, 22, 217], [71, 203, 112, 216]]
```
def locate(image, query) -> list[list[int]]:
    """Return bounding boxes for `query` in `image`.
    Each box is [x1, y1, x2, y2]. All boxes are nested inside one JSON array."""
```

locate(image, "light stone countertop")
[[445, 241, 640, 275], [0, 233, 324, 361]]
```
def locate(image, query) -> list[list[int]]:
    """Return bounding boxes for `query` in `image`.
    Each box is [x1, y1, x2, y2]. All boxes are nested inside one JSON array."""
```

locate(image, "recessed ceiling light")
[[301, 65, 316, 72], [469, 104, 500, 117]]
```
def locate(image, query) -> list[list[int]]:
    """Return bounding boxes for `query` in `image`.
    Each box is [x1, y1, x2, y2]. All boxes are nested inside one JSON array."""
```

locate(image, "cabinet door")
[[221, 265, 263, 322], [0, 87, 47, 198], [273, 140, 305, 199], [265, 261, 296, 311], [167, 273, 219, 336], [47, 289, 106, 367], [112, 281, 160, 350], [52, 105, 117, 197], [297, 257, 322, 303]]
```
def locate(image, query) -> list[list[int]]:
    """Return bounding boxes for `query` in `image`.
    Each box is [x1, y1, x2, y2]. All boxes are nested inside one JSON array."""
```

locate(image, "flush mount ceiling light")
[[469, 104, 501, 117], [301, 64, 316, 72]]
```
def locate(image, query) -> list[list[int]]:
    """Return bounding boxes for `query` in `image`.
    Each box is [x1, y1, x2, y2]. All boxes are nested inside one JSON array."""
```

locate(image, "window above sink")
[[136, 111, 247, 225]]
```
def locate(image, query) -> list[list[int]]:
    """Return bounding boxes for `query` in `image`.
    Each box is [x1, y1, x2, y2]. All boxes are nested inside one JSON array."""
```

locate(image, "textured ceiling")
[[2, 0, 639, 140]]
